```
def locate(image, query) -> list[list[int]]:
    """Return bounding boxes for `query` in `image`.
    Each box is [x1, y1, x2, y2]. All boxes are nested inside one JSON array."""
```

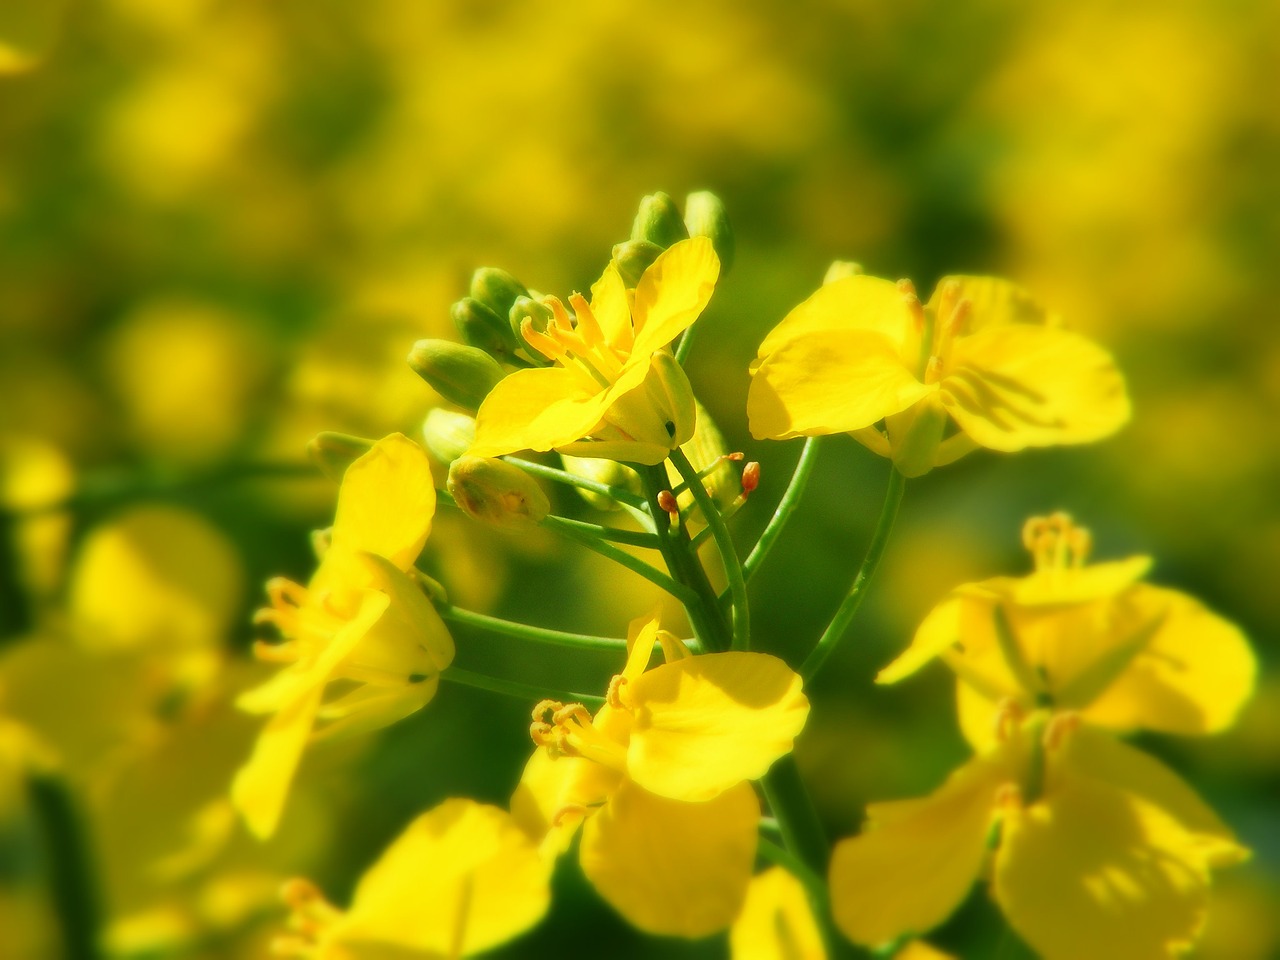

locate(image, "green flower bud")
[[451, 297, 518, 359], [683, 191, 734, 273], [408, 339, 506, 411], [823, 260, 864, 285], [447, 456, 550, 530], [307, 432, 374, 483], [470, 267, 530, 320], [509, 296, 554, 361], [630, 191, 689, 249], [421, 408, 476, 465], [611, 239, 664, 288], [559, 454, 641, 511]]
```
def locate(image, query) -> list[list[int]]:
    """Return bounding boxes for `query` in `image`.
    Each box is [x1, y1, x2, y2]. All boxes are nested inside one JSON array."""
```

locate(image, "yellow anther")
[[606, 675, 629, 709], [897, 280, 926, 334], [531, 699, 564, 722], [251, 638, 299, 664], [567, 292, 605, 349], [545, 295, 575, 335], [1022, 513, 1092, 572], [994, 782, 1023, 813], [993, 697, 1025, 743], [265, 578, 308, 609], [923, 354, 944, 385], [520, 316, 568, 362], [551, 803, 592, 828], [1042, 711, 1081, 752]]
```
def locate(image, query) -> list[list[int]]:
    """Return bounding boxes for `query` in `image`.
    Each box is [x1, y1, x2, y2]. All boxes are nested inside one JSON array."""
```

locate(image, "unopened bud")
[[421, 409, 476, 465], [559, 454, 641, 511], [683, 191, 734, 273], [630, 192, 689, 249], [612, 239, 664, 288], [470, 267, 529, 320], [408, 339, 506, 411], [823, 261, 864, 285], [447, 456, 550, 530], [307, 432, 374, 483], [451, 297, 518, 359]]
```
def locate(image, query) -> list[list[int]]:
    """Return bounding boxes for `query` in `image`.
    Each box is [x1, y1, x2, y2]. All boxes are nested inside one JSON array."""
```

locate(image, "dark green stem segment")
[[760, 755, 829, 879], [800, 467, 906, 682], [543, 514, 700, 606], [441, 665, 605, 707], [27, 773, 101, 960], [743, 437, 822, 582], [541, 514, 660, 549], [639, 464, 732, 652], [437, 604, 631, 654], [503, 456, 649, 510]]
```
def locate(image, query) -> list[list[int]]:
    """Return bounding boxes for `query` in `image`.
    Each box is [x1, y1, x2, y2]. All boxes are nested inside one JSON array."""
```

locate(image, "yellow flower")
[[829, 716, 1248, 960], [730, 867, 826, 960], [274, 798, 551, 959], [231, 434, 453, 839], [878, 513, 1257, 750], [468, 237, 720, 466], [747, 275, 1130, 476], [511, 615, 809, 938]]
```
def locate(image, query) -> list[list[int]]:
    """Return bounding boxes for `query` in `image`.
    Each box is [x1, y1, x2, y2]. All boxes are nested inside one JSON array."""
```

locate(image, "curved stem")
[[502, 457, 648, 510], [541, 515, 660, 549], [544, 515, 700, 606], [743, 437, 821, 582], [801, 467, 906, 683], [27, 773, 101, 960], [669, 448, 749, 652], [674, 324, 698, 365], [441, 666, 604, 707], [437, 605, 631, 653]]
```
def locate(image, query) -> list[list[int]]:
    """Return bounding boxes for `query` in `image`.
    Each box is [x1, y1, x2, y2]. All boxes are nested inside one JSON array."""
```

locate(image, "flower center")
[[521, 294, 625, 388], [1022, 512, 1092, 572], [272, 878, 342, 958], [529, 699, 628, 773]]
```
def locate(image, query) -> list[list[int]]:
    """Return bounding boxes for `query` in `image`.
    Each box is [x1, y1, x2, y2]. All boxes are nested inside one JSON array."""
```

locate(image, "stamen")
[[994, 782, 1022, 813], [520, 316, 569, 362], [551, 803, 593, 827], [252, 638, 300, 664], [1042, 711, 1081, 752], [606, 675, 629, 709], [545, 295, 575, 335], [741, 461, 760, 495], [897, 279, 925, 335], [1021, 513, 1092, 571], [993, 697, 1025, 743], [657, 489, 680, 517], [567, 293, 605, 349]]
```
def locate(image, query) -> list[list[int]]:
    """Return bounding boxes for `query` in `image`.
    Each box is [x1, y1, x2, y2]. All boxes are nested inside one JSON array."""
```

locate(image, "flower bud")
[[559, 454, 641, 511], [447, 456, 550, 530], [408, 339, 506, 412], [630, 192, 689, 249], [451, 297, 519, 360], [823, 261, 864, 285], [683, 191, 734, 273], [307, 432, 374, 483], [470, 267, 529, 320], [611, 239, 664, 288], [421, 409, 476, 465]]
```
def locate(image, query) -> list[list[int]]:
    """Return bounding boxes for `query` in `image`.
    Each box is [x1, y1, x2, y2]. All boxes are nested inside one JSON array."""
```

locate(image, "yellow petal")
[[630, 236, 719, 358], [748, 331, 935, 441], [729, 867, 826, 960], [468, 366, 605, 459], [510, 745, 621, 858], [625, 652, 809, 802], [755, 274, 918, 364], [334, 799, 551, 957], [1082, 588, 1256, 736], [927, 276, 1054, 334], [961, 556, 1152, 607], [579, 779, 758, 938], [590, 260, 633, 353], [230, 685, 324, 840], [995, 775, 1215, 960], [941, 324, 1130, 452], [955, 678, 1002, 752], [828, 753, 1009, 947], [329, 434, 436, 574], [562, 354, 695, 465], [353, 554, 455, 676]]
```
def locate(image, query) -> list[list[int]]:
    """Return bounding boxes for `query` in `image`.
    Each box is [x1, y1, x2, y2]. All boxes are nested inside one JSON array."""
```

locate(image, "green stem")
[[437, 605, 631, 654], [503, 457, 648, 510], [441, 666, 604, 706], [674, 324, 698, 365], [743, 437, 821, 582], [639, 465, 732, 652], [541, 515, 660, 549], [669, 448, 749, 652], [801, 467, 906, 683], [761, 755, 829, 877], [543, 515, 700, 606], [27, 773, 101, 960], [757, 835, 826, 902]]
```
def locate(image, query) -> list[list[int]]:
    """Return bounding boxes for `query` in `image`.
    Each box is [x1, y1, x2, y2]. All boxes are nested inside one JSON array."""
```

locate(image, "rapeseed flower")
[[748, 275, 1130, 476], [231, 434, 453, 838], [468, 237, 719, 466], [511, 615, 808, 937]]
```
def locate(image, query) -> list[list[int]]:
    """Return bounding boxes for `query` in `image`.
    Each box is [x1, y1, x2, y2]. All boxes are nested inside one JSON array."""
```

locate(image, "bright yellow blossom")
[[511, 614, 809, 938], [231, 434, 453, 839], [274, 798, 551, 959], [468, 237, 720, 466], [748, 275, 1130, 476], [730, 867, 826, 960]]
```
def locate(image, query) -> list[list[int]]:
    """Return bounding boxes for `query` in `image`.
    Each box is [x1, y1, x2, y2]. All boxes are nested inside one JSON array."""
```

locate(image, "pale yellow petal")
[[353, 554, 455, 675], [335, 799, 551, 957], [630, 236, 719, 358], [829, 754, 1007, 947], [1082, 588, 1256, 735], [329, 434, 436, 573], [469, 366, 605, 459], [626, 652, 809, 802], [756, 274, 918, 363], [995, 776, 1214, 960], [961, 556, 1152, 607], [509, 746, 622, 857], [955, 678, 1002, 752], [580, 779, 758, 938], [927, 276, 1054, 334], [230, 685, 323, 840], [590, 260, 633, 353], [730, 867, 826, 960], [748, 331, 935, 441]]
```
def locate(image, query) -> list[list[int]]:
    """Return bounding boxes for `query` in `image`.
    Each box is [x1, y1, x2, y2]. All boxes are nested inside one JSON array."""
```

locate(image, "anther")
[[657, 489, 680, 517], [1042, 712, 1081, 752], [994, 782, 1023, 812], [520, 316, 568, 362], [741, 461, 761, 495], [606, 675, 628, 709], [993, 697, 1025, 743]]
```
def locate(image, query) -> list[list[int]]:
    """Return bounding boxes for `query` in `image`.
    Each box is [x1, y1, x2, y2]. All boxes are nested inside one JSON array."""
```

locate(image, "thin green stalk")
[[437, 605, 631, 653], [640, 465, 732, 652], [502, 457, 648, 510], [441, 666, 604, 706], [543, 514, 700, 605], [761, 755, 828, 877], [801, 467, 906, 682], [542, 514, 660, 549], [669, 448, 749, 652], [743, 437, 821, 582], [674, 324, 698, 365], [27, 773, 101, 960]]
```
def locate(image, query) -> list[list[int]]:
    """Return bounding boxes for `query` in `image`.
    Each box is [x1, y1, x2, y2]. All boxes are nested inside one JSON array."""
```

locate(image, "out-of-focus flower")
[[511, 614, 808, 937], [232, 434, 453, 838], [468, 238, 719, 466], [0, 0, 68, 73], [730, 867, 825, 960], [748, 275, 1130, 476], [0, 437, 74, 601], [275, 798, 551, 959]]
